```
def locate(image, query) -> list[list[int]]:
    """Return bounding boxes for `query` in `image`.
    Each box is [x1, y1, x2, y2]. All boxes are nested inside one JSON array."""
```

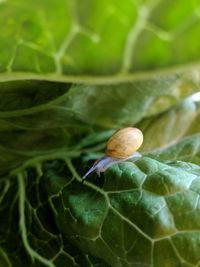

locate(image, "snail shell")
[[106, 127, 143, 159]]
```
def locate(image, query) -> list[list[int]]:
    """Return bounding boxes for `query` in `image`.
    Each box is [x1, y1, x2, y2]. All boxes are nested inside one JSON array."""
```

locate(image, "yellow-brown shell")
[[106, 127, 143, 159]]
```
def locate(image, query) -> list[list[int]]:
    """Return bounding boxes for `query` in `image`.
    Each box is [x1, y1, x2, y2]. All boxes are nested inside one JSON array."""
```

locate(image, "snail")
[[83, 127, 143, 180]]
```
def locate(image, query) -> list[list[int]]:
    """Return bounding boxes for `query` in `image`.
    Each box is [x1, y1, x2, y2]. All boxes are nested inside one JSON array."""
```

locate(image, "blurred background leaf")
[[0, 0, 200, 79]]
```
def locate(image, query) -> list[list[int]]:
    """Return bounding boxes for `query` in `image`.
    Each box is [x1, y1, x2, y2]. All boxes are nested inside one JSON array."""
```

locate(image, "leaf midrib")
[[1, 62, 200, 84]]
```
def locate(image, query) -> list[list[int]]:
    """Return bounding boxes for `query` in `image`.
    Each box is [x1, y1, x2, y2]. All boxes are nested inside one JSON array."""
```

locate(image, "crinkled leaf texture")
[[0, 156, 199, 267]]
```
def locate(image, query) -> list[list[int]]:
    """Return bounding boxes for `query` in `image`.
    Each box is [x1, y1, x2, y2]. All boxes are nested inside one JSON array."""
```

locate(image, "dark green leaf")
[[1, 157, 199, 266]]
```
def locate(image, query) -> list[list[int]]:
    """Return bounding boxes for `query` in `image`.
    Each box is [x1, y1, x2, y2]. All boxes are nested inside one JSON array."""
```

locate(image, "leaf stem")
[[17, 172, 55, 267]]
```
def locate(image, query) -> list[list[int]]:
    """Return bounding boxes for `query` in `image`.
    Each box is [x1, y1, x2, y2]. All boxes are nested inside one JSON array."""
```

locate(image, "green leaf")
[[138, 98, 199, 153], [1, 0, 200, 80], [0, 77, 199, 175], [1, 157, 199, 267], [0, 1, 200, 266], [149, 134, 200, 165]]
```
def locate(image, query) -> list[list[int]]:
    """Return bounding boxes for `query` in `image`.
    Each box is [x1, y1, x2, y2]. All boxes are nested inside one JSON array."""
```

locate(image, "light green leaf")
[[1, 0, 200, 81]]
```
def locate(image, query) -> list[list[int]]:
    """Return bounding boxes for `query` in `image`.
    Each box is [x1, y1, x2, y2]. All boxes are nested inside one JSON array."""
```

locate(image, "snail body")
[[83, 127, 143, 180]]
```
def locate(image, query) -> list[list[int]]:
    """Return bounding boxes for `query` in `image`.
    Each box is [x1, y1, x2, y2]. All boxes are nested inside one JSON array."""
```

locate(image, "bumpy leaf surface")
[[0, 157, 200, 267]]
